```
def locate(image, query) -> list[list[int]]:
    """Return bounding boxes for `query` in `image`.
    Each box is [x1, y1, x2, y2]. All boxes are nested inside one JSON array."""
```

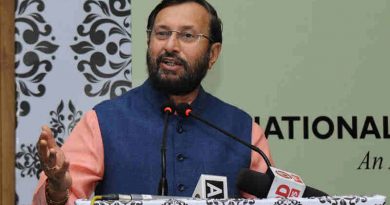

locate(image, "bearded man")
[[33, 0, 273, 204]]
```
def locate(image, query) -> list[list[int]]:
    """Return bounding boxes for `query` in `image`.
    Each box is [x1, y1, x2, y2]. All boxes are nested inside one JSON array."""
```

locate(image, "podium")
[[75, 195, 386, 205]]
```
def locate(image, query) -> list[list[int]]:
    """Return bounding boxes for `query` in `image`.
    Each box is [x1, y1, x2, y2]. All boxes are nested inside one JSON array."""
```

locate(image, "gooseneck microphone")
[[236, 169, 328, 198], [175, 103, 272, 168], [175, 103, 327, 198], [158, 102, 175, 196]]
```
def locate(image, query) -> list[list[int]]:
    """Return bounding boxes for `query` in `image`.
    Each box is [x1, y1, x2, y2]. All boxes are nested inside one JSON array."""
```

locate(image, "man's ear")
[[147, 30, 151, 45], [208, 42, 222, 69], [147, 36, 151, 45]]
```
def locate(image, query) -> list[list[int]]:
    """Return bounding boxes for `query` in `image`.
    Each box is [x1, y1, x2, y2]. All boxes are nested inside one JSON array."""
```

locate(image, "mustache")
[[156, 52, 189, 70]]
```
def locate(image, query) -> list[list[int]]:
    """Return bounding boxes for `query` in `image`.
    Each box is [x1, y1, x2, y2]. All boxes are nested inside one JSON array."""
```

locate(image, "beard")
[[146, 48, 211, 96]]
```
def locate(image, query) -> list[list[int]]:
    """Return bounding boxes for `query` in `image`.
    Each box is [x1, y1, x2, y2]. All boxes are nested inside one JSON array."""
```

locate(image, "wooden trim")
[[0, 0, 16, 203]]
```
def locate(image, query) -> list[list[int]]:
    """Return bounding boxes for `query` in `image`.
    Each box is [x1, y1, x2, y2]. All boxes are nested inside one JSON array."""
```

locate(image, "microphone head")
[[237, 168, 328, 199], [236, 168, 272, 198], [176, 103, 192, 117], [161, 101, 175, 115], [302, 186, 328, 197]]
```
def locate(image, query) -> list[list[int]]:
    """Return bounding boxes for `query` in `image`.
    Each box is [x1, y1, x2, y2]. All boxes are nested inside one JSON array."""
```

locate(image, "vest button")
[[177, 125, 184, 133], [177, 184, 185, 192], [176, 153, 185, 161]]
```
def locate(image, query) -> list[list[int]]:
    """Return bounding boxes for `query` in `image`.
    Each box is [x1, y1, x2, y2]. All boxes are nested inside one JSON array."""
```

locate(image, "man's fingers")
[[37, 125, 71, 191], [51, 160, 70, 182], [47, 148, 57, 168], [37, 139, 49, 162], [37, 126, 54, 155], [37, 125, 58, 165], [56, 161, 70, 177], [39, 126, 50, 141], [41, 125, 56, 148]]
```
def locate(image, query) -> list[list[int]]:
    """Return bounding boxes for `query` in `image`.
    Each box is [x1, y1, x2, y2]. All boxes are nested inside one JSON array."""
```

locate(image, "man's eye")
[[181, 32, 195, 39], [156, 31, 170, 37]]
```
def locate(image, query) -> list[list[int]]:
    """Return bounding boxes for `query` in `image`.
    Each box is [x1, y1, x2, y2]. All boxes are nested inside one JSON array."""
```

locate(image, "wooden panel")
[[0, 0, 16, 203]]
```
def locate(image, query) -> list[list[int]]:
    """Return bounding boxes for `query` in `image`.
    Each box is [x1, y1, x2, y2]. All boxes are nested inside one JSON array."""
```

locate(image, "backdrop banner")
[[14, 0, 131, 204]]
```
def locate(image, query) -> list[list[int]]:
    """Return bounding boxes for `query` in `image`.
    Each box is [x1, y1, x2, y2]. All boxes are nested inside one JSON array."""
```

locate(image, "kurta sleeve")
[[241, 122, 274, 199], [249, 122, 274, 172]]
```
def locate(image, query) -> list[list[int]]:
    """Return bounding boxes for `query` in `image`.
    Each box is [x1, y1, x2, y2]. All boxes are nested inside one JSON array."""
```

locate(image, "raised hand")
[[37, 125, 72, 202]]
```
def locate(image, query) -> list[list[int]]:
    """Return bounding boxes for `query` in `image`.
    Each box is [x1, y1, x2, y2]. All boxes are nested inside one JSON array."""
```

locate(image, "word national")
[[254, 116, 390, 140]]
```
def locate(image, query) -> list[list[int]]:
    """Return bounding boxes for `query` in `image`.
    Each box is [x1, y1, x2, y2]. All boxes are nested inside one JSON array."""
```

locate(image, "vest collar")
[[141, 78, 208, 115]]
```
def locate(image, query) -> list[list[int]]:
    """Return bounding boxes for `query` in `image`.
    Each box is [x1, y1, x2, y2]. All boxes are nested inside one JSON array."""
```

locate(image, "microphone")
[[176, 103, 327, 198], [192, 174, 228, 199], [175, 103, 272, 168], [237, 169, 328, 198], [158, 101, 175, 196]]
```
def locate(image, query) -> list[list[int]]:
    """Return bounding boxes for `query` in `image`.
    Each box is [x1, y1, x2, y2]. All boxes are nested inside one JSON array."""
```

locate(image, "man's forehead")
[[153, 2, 210, 31]]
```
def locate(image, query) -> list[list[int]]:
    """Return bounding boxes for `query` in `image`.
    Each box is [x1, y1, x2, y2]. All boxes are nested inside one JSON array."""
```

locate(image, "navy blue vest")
[[94, 79, 253, 197]]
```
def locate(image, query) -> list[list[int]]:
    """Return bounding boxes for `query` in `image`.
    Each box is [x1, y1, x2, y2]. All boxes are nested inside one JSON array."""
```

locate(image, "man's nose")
[[163, 33, 181, 53]]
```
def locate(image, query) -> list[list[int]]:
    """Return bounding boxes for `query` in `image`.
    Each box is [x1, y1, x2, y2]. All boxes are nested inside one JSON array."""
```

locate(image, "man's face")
[[146, 2, 215, 95]]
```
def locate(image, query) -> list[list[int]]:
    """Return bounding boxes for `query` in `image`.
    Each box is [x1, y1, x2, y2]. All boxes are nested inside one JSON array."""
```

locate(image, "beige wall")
[[0, 0, 16, 203], [132, 0, 390, 198]]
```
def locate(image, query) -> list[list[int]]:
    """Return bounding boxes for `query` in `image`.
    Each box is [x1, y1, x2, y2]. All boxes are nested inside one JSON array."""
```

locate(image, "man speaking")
[[33, 0, 273, 204]]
